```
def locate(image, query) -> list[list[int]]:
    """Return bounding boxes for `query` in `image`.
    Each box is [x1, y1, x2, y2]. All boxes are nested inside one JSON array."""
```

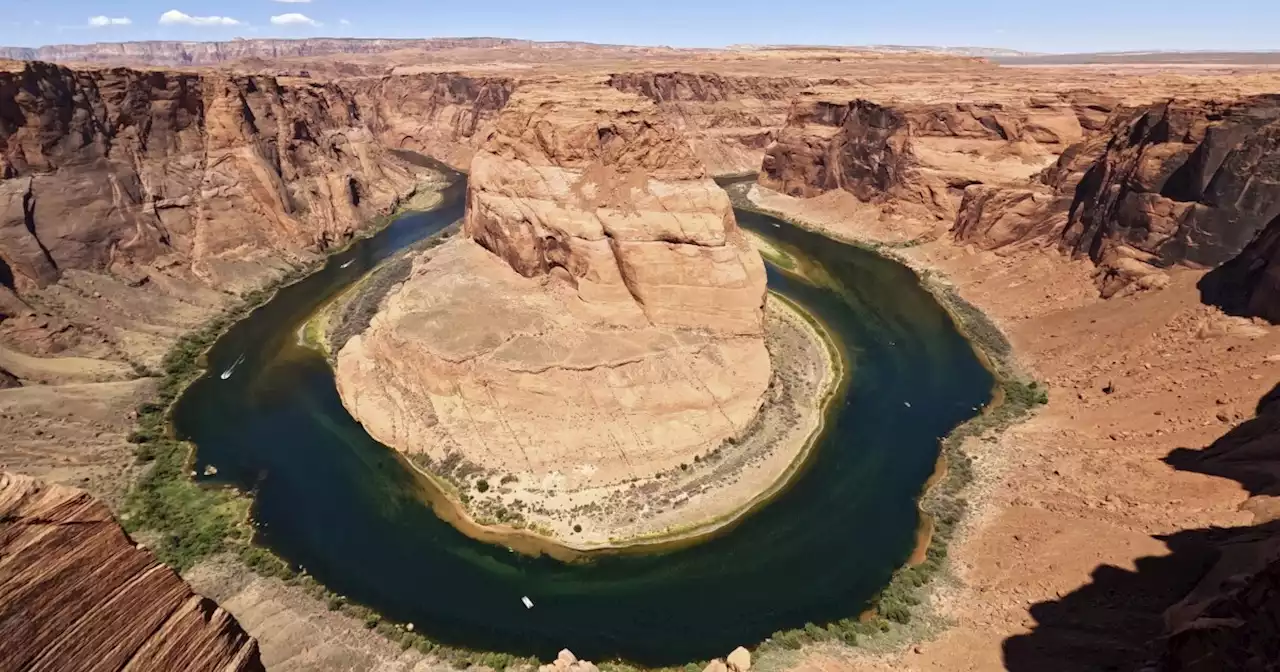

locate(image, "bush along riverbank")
[[725, 186, 1048, 662], [117, 190, 551, 671]]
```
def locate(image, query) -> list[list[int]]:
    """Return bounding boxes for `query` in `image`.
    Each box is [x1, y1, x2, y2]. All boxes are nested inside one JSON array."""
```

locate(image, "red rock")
[[0, 471, 262, 672]]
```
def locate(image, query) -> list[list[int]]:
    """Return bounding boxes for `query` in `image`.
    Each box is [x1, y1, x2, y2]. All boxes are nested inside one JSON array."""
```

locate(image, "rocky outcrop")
[[0, 61, 510, 365], [760, 92, 1111, 223], [0, 61, 421, 293], [0, 471, 263, 671], [335, 83, 771, 540], [1199, 213, 1280, 323], [1061, 97, 1280, 268], [537, 646, 751, 672], [952, 127, 1116, 250], [464, 84, 767, 332], [608, 72, 804, 175], [1152, 550, 1280, 672], [955, 96, 1280, 302], [347, 72, 515, 169]]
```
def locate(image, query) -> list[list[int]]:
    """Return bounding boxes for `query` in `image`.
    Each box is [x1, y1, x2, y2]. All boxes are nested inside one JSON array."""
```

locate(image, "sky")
[[0, 0, 1272, 54]]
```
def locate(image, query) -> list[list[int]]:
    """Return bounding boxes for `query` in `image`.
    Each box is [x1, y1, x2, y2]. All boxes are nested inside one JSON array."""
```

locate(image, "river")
[[173, 177, 993, 666]]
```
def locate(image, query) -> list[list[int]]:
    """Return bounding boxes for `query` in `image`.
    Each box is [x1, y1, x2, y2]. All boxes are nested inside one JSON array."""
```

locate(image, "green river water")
[[173, 176, 993, 666]]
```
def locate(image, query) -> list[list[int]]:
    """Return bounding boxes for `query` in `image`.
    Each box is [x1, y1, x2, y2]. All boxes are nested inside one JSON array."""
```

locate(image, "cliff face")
[[0, 61, 510, 364], [608, 72, 803, 176], [955, 96, 1280, 308], [761, 98, 936, 203], [1199, 213, 1280, 322], [1061, 98, 1280, 268], [760, 92, 1112, 223], [347, 72, 515, 169], [335, 83, 771, 535], [0, 471, 263, 672], [465, 84, 767, 333]]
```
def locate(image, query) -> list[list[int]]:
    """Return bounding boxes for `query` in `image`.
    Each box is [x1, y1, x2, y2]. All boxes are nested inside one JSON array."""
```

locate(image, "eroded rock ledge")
[[334, 84, 836, 545], [0, 472, 263, 672]]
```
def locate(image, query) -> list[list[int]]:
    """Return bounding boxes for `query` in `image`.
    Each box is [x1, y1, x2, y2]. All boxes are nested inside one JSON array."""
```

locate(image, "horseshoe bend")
[[3, 26, 1280, 672], [331, 84, 839, 547]]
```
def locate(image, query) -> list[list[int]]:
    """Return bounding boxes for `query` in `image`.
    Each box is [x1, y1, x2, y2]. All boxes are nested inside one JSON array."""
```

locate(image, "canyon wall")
[[955, 96, 1280, 311], [759, 91, 1114, 223], [0, 61, 512, 366], [0, 471, 263, 671], [608, 72, 804, 176], [346, 72, 515, 169], [1200, 214, 1280, 322]]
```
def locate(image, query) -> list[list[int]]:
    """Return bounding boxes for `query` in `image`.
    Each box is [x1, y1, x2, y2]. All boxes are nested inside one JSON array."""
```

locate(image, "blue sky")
[[0, 0, 1271, 53]]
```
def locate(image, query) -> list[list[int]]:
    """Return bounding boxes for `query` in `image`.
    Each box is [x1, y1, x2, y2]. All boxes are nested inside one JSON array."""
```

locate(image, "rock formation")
[[335, 83, 770, 534], [955, 96, 1280, 306], [760, 91, 1111, 223], [0, 471, 263, 671], [608, 72, 804, 175], [347, 72, 515, 169], [1200, 214, 1280, 323], [0, 61, 510, 364]]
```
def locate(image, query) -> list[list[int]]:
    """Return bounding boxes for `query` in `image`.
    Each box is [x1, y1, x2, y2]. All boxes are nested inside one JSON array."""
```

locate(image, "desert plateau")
[[2, 4, 1280, 671]]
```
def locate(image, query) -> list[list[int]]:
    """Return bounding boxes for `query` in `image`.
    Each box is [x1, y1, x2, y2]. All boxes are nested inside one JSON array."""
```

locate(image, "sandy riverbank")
[[744, 184, 1280, 672], [323, 271, 844, 557]]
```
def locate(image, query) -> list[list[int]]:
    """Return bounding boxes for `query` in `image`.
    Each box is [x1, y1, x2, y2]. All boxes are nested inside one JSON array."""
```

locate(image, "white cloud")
[[270, 13, 321, 26], [158, 10, 242, 26], [89, 16, 133, 27], [340, 19, 351, 25]]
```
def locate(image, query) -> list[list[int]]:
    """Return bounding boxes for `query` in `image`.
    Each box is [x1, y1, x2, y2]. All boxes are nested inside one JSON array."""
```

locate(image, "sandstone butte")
[[3, 40, 1280, 670], [0, 471, 262, 671], [334, 82, 775, 544]]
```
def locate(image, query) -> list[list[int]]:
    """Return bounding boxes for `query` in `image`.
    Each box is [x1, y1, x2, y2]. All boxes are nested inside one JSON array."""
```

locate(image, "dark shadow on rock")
[[1197, 212, 1280, 325], [1164, 382, 1280, 498], [1001, 528, 1223, 671], [1003, 383, 1280, 671]]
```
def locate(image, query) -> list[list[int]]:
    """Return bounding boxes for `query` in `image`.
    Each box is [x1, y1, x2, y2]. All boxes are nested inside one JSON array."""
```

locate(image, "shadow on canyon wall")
[[1002, 382, 1280, 671]]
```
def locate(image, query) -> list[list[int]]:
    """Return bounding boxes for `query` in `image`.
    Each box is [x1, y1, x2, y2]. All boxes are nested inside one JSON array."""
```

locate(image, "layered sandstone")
[[0, 61, 510, 365], [956, 96, 1280, 304], [608, 72, 804, 176], [346, 72, 515, 169], [0, 471, 262, 671], [335, 83, 779, 543], [759, 91, 1113, 226]]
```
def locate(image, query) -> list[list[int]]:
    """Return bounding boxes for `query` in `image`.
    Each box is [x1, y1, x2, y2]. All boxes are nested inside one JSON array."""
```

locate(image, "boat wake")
[[220, 354, 247, 380]]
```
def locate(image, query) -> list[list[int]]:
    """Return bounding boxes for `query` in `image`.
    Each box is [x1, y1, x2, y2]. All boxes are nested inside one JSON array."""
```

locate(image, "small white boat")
[[904, 401, 911, 408], [340, 259, 354, 269], [521, 596, 534, 609], [220, 354, 246, 380]]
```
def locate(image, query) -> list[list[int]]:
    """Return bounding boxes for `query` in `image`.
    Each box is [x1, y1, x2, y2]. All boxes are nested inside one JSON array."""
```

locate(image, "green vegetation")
[[118, 209, 558, 670], [729, 188, 1049, 662]]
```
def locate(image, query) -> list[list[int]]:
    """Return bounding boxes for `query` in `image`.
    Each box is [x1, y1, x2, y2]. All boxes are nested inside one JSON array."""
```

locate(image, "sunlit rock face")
[[335, 83, 771, 494], [0, 472, 264, 672]]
